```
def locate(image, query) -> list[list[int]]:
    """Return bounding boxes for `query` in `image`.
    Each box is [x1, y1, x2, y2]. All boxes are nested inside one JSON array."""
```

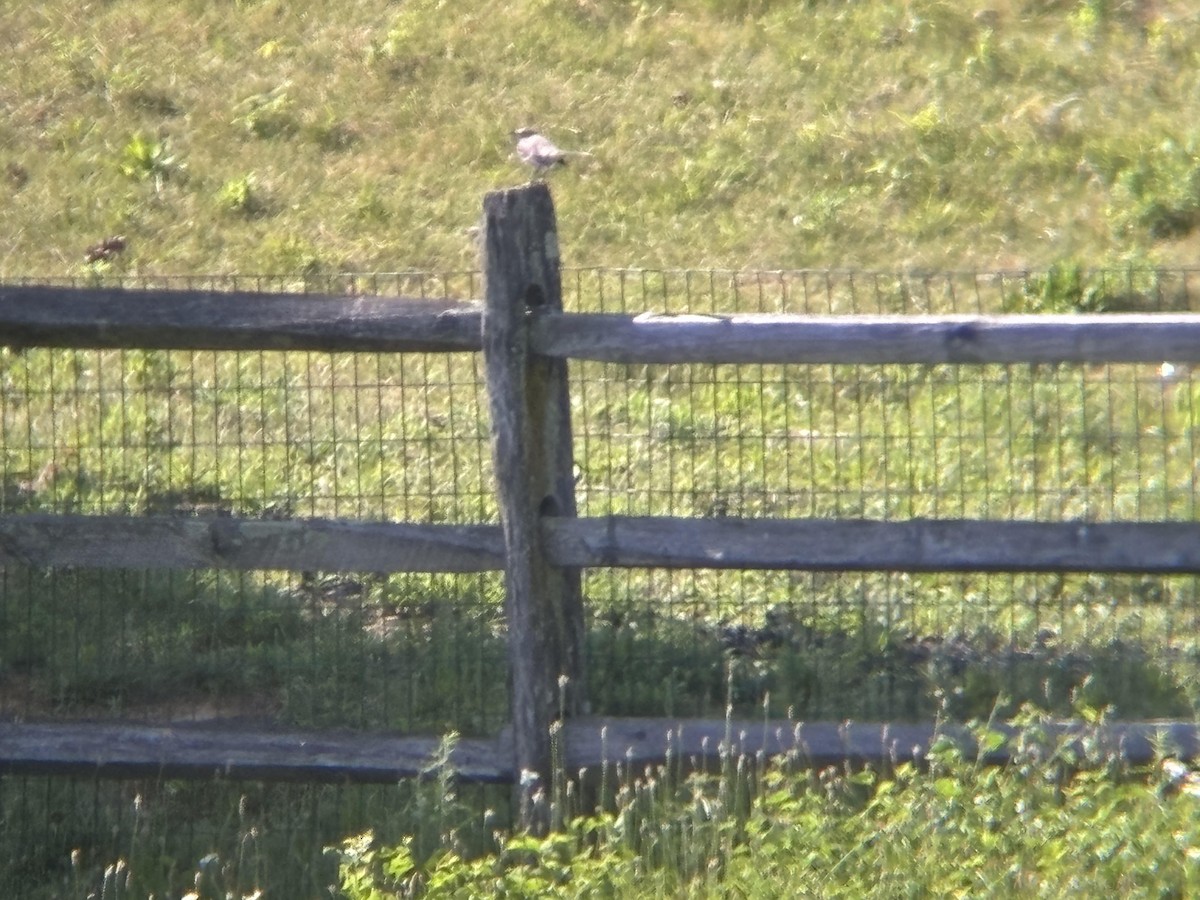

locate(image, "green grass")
[[18, 708, 1200, 899], [5, 299, 1200, 895], [5, 331, 1199, 726], [3, 283, 1200, 894], [332, 709, 1200, 898], [2, 769, 511, 900], [3, 2, 1200, 273]]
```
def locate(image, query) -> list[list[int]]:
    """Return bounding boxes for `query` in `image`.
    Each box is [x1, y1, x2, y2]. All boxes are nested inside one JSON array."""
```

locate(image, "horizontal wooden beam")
[[2, 717, 1194, 784], [5, 287, 1200, 366], [0, 284, 482, 353], [562, 716, 1200, 771], [0, 514, 504, 573], [545, 517, 1200, 573], [5, 514, 1200, 575], [0, 721, 510, 783], [532, 311, 1200, 364]]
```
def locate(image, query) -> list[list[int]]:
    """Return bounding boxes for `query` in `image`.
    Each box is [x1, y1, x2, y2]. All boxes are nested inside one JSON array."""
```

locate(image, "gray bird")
[[511, 128, 590, 178]]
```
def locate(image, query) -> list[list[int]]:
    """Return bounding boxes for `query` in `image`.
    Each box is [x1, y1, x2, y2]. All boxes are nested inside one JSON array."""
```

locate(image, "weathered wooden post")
[[482, 183, 586, 828]]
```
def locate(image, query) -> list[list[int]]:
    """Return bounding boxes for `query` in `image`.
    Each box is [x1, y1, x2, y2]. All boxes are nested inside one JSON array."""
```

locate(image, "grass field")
[[3, 2, 1200, 274], [5, 0, 1200, 897]]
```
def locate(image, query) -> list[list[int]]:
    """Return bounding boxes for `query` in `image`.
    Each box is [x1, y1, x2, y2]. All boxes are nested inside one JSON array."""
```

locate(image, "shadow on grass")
[[2, 565, 1198, 896], [0, 773, 511, 900], [3, 564, 1195, 731], [0, 567, 510, 736], [586, 614, 1199, 723]]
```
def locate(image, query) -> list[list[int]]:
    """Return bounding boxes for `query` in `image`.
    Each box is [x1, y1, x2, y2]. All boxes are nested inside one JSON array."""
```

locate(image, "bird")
[[511, 128, 591, 179]]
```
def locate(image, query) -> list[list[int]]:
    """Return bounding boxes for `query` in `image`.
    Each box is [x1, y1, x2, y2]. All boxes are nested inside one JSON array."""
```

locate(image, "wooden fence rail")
[[4, 514, 1200, 575], [6, 717, 1198, 784], [8, 284, 1200, 364], [532, 310, 1200, 364], [3, 184, 1200, 828], [0, 284, 481, 353]]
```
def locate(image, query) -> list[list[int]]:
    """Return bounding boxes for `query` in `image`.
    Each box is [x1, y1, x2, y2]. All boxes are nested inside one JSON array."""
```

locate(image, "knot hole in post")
[[539, 495, 560, 517], [524, 283, 547, 312]]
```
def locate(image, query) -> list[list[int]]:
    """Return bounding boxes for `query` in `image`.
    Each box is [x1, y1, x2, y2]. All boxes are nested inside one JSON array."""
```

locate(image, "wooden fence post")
[[482, 183, 586, 828]]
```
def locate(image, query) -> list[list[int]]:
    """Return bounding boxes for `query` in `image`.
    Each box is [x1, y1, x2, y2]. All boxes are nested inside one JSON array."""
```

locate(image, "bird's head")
[[511, 127, 539, 141]]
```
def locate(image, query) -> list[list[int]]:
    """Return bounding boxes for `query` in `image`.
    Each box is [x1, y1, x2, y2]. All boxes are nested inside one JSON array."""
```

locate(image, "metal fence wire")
[[2, 267, 1199, 725], [3, 267, 1200, 894], [0, 273, 504, 738], [1, 272, 505, 897], [568, 267, 1200, 724]]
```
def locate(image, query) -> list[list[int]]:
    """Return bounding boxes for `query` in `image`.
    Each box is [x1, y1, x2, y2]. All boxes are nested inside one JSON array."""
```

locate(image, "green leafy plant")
[[332, 711, 1200, 898], [117, 132, 182, 193], [234, 87, 297, 140], [6, 1, 1200, 894], [1004, 262, 1108, 312], [1108, 137, 1200, 241], [216, 174, 267, 217]]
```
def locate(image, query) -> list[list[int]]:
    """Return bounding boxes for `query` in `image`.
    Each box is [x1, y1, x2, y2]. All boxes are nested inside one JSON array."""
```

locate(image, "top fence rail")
[[5, 278, 1200, 365]]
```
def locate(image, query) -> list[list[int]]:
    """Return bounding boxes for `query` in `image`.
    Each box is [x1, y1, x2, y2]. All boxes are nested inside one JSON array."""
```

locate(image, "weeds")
[[216, 175, 266, 218], [234, 88, 297, 141], [48, 723, 1198, 898], [332, 706, 1200, 898], [117, 133, 182, 194]]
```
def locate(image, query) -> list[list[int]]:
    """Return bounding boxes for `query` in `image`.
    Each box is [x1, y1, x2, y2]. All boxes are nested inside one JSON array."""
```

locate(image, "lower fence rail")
[[3, 718, 1198, 785]]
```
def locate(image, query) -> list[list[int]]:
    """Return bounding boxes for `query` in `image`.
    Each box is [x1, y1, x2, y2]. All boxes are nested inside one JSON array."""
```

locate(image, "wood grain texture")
[[483, 183, 584, 824], [6, 514, 1198, 575], [3, 717, 1193, 784], [531, 311, 1200, 364], [0, 284, 482, 352], [0, 721, 509, 783], [544, 516, 1200, 573], [0, 514, 504, 573], [11, 285, 1200, 364], [560, 717, 1200, 771]]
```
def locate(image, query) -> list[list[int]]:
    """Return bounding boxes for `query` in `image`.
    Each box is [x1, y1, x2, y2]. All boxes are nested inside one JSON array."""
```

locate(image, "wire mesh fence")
[[0, 273, 502, 737], [568, 266, 1200, 726], [0, 273, 503, 898], [1, 772, 508, 898], [3, 266, 1200, 895], [0, 274, 492, 524], [2, 266, 1199, 726], [566, 264, 1200, 314]]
